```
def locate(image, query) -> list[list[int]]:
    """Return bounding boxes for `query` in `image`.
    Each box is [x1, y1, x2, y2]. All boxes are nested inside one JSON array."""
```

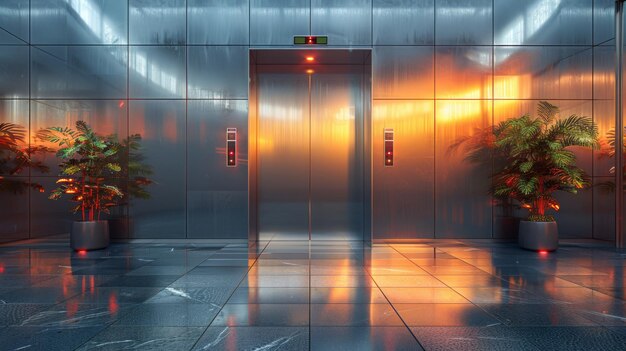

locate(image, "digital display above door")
[[384, 128, 394, 167], [294, 36, 328, 45], [227, 128, 237, 167]]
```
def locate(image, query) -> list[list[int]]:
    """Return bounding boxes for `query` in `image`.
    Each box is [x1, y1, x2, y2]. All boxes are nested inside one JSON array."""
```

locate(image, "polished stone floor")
[[0, 239, 625, 350]]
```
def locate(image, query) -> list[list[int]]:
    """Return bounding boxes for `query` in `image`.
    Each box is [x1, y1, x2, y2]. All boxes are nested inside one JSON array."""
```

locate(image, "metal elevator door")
[[257, 65, 365, 241]]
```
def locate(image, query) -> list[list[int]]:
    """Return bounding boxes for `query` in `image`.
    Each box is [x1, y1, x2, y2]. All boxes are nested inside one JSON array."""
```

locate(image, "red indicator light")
[[387, 151, 392, 155], [539, 250, 548, 255], [307, 36, 313, 44], [77, 250, 87, 255], [306, 56, 314, 62], [229, 151, 234, 155], [118, 100, 125, 108]]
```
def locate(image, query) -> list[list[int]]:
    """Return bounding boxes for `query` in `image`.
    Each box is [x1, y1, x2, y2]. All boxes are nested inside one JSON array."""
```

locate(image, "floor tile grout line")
[[364, 243, 427, 350], [187, 240, 270, 350]]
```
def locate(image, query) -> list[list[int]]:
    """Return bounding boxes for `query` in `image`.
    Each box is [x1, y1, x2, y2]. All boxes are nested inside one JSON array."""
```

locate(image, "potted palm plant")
[[452, 102, 597, 251], [493, 102, 597, 251], [38, 121, 123, 251]]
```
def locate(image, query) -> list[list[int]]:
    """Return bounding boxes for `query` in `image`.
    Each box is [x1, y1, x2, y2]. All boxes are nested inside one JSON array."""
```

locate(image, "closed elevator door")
[[257, 64, 365, 241]]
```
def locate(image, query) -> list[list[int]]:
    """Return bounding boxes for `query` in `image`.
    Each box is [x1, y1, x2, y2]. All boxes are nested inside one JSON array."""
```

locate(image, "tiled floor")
[[0, 239, 625, 350]]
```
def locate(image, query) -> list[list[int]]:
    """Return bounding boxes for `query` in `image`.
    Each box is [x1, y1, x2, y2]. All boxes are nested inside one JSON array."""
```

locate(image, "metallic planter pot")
[[70, 221, 110, 251], [518, 220, 558, 252]]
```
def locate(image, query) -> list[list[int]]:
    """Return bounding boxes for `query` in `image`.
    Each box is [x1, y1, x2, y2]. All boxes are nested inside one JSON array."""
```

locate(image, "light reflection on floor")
[[0, 239, 625, 350]]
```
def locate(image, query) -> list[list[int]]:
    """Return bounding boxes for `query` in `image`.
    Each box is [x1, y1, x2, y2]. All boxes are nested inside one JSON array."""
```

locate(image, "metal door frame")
[[247, 48, 373, 242]]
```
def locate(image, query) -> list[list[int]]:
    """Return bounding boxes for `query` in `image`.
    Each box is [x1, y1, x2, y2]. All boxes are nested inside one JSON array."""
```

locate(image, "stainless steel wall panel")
[[435, 46, 492, 99], [553, 186, 592, 238], [0, 177, 29, 243], [0, 100, 31, 241], [0, 46, 29, 98], [30, 100, 128, 176], [29, 176, 72, 237], [373, 100, 434, 239], [31, 0, 128, 44], [129, 0, 186, 45], [593, 176, 615, 241], [494, 0, 592, 45], [594, 42, 615, 100], [373, 0, 434, 45], [129, 46, 186, 99], [435, 100, 492, 238], [187, 100, 248, 239], [310, 65, 364, 240], [373, 46, 434, 99], [494, 100, 593, 176], [31, 46, 127, 99], [311, 0, 372, 46], [594, 0, 615, 44], [594, 99, 615, 177], [0, 0, 29, 43], [188, 0, 249, 45], [435, 0, 492, 45], [188, 46, 249, 99], [250, 0, 310, 45], [129, 100, 186, 238], [494, 46, 592, 100]]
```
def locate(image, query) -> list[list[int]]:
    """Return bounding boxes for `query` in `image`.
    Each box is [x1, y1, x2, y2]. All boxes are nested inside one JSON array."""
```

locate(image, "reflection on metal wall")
[[0, 0, 617, 240]]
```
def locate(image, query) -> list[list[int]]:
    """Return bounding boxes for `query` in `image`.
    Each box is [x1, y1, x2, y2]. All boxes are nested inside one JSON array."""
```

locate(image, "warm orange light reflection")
[[305, 56, 315, 62], [306, 69, 314, 74]]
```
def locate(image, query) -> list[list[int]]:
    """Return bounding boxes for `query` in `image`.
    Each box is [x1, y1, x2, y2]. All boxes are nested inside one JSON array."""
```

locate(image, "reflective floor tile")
[[64, 287, 163, 304], [126, 265, 192, 276], [76, 326, 204, 351], [381, 288, 470, 304], [199, 259, 251, 267], [372, 275, 446, 288], [0, 304, 53, 326], [366, 266, 431, 275], [228, 287, 310, 304], [115, 303, 220, 327], [435, 274, 510, 288], [0, 326, 106, 351], [248, 265, 310, 275], [507, 327, 626, 351], [187, 266, 249, 276], [531, 287, 619, 304], [310, 275, 375, 288], [422, 266, 490, 275], [454, 287, 550, 304], [145, 287, 234, 305], [479, 304, 599, 326], [193, 326, 308, 351], [311, 303, 404, 326], [310, 287, 388, 304], [310, 266, 368, 275], [19, 303, 135, 327], [0, 287, 81, 304], [210, 304, 309, 327], [410, 326, 541, 351], [99, 275, 180, 287], [240, 275, 310, 288], [310, 327, 423, 351], [569, 303, 626, 326], [171, 273, 245, 287], [560, 275, 626, 288], [395, 304, 501, 327]]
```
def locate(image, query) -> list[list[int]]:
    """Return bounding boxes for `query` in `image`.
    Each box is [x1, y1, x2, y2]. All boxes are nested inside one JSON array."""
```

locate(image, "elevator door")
[[257, 65, 365, 240]]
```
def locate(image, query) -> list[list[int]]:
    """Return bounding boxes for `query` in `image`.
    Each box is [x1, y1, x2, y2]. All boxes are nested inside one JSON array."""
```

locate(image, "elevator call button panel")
[[227, 128, 237, 167], [384, 128, 394, 167]]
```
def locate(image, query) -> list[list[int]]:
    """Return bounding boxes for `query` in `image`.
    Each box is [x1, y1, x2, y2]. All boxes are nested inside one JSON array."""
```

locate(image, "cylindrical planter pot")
[[518, 220, 558, 251], [70, 221, 110, 251]]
